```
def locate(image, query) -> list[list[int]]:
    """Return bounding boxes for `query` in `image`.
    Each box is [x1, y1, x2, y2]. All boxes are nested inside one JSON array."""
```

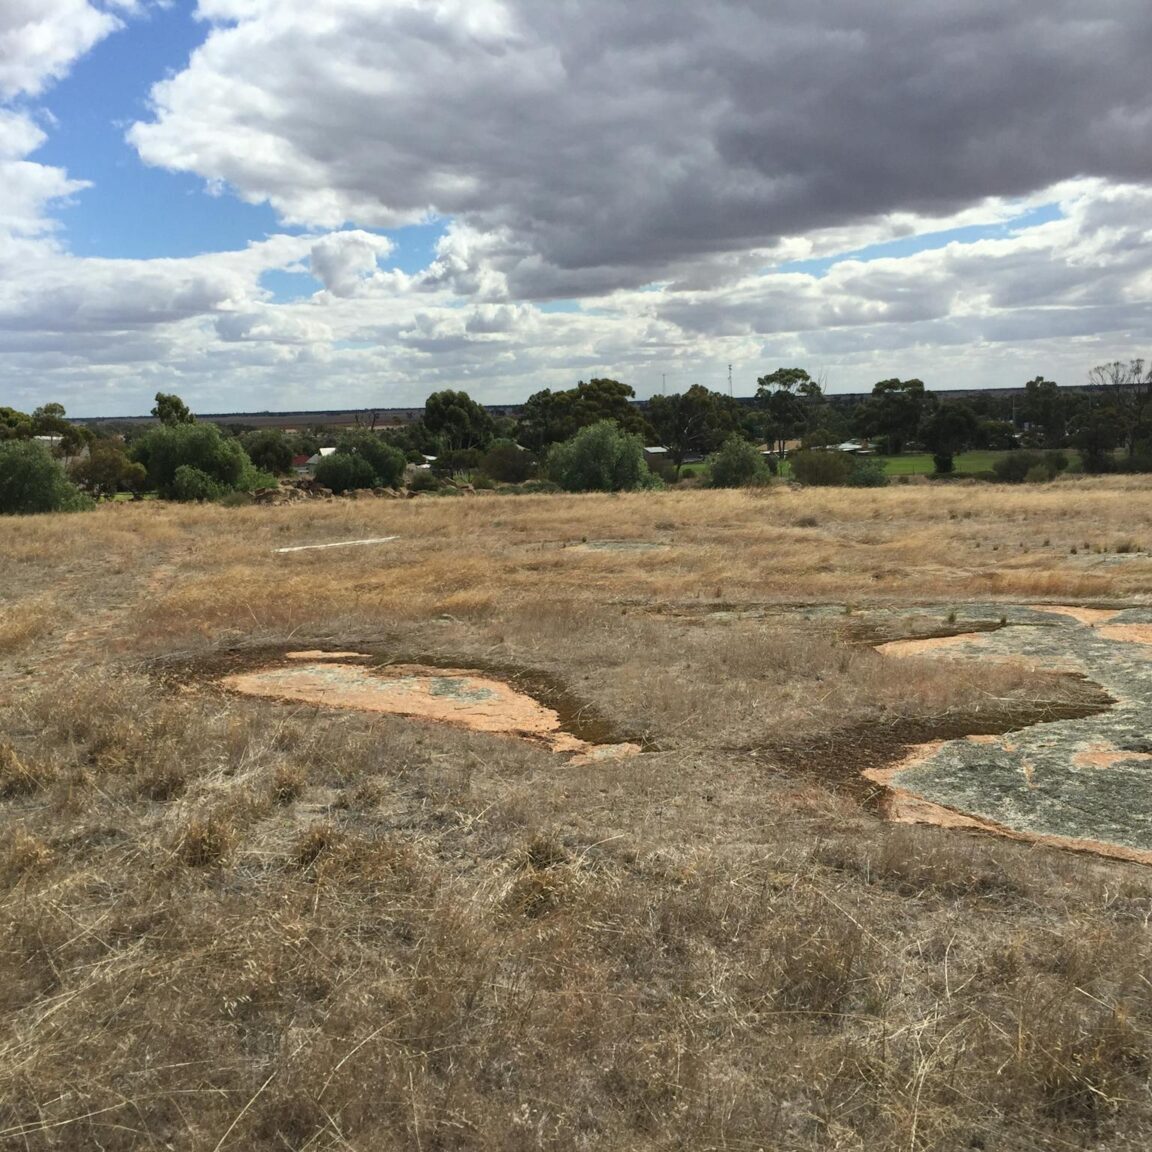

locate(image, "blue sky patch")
[[29, 2, 290, 259], [775, 204, 1064, 278]]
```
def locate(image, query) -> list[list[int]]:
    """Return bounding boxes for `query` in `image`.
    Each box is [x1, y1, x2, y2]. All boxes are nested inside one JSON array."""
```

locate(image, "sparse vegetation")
[[2, 480, 1152, 1149]]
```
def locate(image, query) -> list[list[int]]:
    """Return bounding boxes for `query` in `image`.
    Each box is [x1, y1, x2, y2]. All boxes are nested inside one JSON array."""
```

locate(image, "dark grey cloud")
[[131, 1, 1152, 295]]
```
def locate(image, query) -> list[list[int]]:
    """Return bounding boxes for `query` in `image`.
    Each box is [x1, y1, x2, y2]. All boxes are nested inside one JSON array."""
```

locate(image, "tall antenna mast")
[[728, 364, 733, 397]]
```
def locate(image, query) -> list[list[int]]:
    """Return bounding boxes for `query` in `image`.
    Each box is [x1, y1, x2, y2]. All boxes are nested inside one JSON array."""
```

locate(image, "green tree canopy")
[[755, 367, 824, 457], [481, 438, 535, 483], [1021, 377, 1067, 449], [1087, 359, 1152, 462], [519, 378, 650, 450], [313, 453, 378, 495], [31, 402, 69, 435], [332, 430, 407, 488], [0, 440, 92, 515], [647, 385, 740, 473], [131, 422, 255, 499], [919, 401, 978, 474], [0, 407, 33, 440], [70, 440, 146, 497], [151, 392, 195, 427], [423, 390, 496, 452], [546, 420, 660, 492], [1071, 406, 1122, 473], [240, 429, 295, 475], [857, 378, 927, 455]]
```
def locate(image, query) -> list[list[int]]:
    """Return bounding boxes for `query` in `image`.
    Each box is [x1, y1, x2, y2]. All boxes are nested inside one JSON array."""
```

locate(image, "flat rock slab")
[[225, 660, 639, 762], [875, 604, 1152, 861]]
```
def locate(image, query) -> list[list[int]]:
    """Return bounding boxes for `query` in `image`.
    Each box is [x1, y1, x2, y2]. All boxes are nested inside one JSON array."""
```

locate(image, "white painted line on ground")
[[274, 536, 400, 554]]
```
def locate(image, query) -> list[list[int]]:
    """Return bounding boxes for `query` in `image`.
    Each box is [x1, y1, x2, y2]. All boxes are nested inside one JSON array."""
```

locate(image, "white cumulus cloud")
[[0, 0, 122, 98]]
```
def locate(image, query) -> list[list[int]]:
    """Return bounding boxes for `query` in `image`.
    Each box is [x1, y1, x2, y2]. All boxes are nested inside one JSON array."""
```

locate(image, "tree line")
[[2, 360, 1151, 513]]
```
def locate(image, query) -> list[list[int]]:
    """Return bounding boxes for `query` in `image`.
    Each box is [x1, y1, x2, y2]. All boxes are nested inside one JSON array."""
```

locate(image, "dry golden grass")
[[2, 477, 1152, 1149]]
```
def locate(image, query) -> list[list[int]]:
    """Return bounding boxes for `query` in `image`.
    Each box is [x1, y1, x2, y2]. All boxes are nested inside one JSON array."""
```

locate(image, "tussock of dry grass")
[[3, 480, 1152, 1148], [0, 594, 66, 656]]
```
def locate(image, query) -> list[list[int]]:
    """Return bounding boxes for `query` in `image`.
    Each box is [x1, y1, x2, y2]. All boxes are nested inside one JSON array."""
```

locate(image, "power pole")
[[728, 364, 733, 397]]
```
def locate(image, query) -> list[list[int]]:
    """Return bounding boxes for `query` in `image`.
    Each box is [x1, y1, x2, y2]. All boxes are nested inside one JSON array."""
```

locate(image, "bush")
[[481, 438, 536, 483], [788, 449, 855, 486], [70, 439, 146, 497], [1118, 452, 1152, 474], [994, 450, 1069, 484], [171, 465, 225, 502], [431, 448, 483, 477], [313, 453, 378, 495], [708, 435, 765, 488], [218, 490, 254, 508], [846, 458, 890, 487], [0, 440, 93, 515], [240, 429, 294, 475], [406, 469, 441, 493], [547, 420, 660, 492], [131, 422, 255, 499], [333, 431, 407, 488]]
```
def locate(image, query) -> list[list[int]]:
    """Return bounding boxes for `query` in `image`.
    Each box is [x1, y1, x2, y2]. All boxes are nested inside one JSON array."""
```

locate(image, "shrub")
[[240, 428, 294, 475], [547, 420, 660, 492], [0, 439, 93, 514], [217, 489, 255, 508], [431, 448, 484, 477], [70, 439, 146, 496], [994, 450, 1069, 484], [481, 438, 535, 483], [333, 431, 407, 488], [788, 449, 855, 486], [313, 453, 378, 495], [406, 469, 441, 492], [131, 422, 254, 499], [1123, 453, 1152, 473], [707, 435, 765, 488], [846, 458, 890, 487], [171, 465, 225, 502]]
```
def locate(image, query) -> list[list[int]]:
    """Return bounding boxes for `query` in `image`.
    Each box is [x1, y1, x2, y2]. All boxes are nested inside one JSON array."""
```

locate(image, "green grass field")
[[878, 450, 1007, 475], [772, 451, 1010, 480]]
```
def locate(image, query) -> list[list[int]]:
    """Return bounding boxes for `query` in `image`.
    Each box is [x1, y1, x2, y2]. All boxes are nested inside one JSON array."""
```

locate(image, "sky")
[[2, 1, 1152, 417]]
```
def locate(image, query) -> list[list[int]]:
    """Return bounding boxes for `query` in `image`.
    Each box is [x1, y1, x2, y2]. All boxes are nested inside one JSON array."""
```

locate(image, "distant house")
[[304, 447, 338, 471], [291, 454, 312, 475], [34, 434, 89, 470]]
